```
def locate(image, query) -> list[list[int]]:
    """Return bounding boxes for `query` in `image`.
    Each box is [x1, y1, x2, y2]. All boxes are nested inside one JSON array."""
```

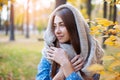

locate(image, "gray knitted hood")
[[42, 4, 104, 78]]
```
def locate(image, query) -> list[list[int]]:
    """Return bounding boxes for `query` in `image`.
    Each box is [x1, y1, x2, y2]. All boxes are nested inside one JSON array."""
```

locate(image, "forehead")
[[54, 15, 63, 23]]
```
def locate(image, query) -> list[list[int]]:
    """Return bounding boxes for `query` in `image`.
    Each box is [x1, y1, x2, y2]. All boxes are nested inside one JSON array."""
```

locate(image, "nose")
[[55, 26, 61, 34]]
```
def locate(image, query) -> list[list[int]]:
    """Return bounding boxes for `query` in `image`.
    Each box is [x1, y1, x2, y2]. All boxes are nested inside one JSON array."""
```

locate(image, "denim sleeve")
[[36, 57, 52, 80], [66, 72, 82, 80]]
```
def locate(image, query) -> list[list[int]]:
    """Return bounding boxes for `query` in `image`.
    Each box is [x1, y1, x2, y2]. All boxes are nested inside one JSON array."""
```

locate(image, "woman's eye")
[[53, 24, 57, 28], [59, 23, 65, 27]]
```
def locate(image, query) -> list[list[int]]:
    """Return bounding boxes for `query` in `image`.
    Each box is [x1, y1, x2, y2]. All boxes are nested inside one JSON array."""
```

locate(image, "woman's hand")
[[71, 55, 84, 72], [53, 67, 65, 80], [47, 47, 74, 77], [47, 47, 69, 65]]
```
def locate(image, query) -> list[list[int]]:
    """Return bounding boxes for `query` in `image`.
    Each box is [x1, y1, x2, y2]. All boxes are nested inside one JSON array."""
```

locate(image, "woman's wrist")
[[58, 69, 65, 79], [53, 69, 65, 80], [61, 60, 74, 77], [60, 58, 70, 66]]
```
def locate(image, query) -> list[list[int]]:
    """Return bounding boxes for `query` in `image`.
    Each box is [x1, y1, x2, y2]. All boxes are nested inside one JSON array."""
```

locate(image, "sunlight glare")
[[41, 0, 51, 8], [16, 0, 27, 4], [1, 5, 7, 20]]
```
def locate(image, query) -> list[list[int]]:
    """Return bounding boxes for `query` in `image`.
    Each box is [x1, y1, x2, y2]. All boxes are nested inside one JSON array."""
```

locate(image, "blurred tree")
[[4, 20, 9, 36], [87, 0, 92, 20], [108, 0, 117, 22], [0, 0, 8, 30], [103, 0, 107, 18], [113, 0, 117, 23], [102, 0, 117, 48], [55, 0, 67, 8], [68, 0, 79, 7], [68, 0, 88, 18], [109, 2, 113, 21], [0, 12, 1, 30], [26, 0, 29, 38], [5, 6, 10, 36], [10, 2, 15, 41], [14, 4, 24, 34], [102, 0, 108, 49], [33, 1, 36, 31]]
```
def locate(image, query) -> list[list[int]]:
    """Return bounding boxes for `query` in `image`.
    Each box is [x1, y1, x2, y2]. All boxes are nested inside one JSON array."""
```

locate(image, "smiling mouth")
[[57, 36, 63, 39]]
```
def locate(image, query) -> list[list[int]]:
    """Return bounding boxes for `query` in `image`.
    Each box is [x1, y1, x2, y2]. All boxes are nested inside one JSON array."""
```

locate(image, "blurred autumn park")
[[0, 0, 120, 80]]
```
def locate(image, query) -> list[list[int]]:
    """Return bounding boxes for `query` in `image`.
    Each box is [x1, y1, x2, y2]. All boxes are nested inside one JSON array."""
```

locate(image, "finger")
[[47, 52, 54, 57], [72, 57, 84, 67], [47, 49, 54, 53], [74, 61, 84, 72], [46, 52, 54, 60], [50, 47, 57, 51], [46, 55, 54, 60], [71, 55, 80, 63]]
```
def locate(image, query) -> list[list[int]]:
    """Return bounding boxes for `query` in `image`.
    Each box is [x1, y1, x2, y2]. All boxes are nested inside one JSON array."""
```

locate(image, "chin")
[[59, 41, 65, 43], [59, 40, 70, 44], [58, 40, 65, 43]]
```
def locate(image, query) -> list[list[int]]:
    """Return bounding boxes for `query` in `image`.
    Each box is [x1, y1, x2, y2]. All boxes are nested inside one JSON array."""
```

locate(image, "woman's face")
[[53, 15, 70, 43]]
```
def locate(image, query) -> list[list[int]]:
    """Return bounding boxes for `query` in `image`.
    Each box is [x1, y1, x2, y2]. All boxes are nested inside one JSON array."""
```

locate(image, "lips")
[[56, 36, 63, 40]]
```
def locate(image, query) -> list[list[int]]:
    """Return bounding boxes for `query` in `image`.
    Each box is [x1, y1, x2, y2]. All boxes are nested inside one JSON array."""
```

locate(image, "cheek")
[[64, 30, 70, 39], [66, 33, 70, 40], [54, 29, 57, 35]]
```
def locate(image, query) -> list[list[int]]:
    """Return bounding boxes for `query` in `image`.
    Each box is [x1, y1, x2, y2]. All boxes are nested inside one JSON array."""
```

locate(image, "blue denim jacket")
[[36, 57, 82, 80]]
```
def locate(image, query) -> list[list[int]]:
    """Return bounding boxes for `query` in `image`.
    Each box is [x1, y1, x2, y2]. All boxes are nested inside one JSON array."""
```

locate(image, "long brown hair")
[[51, 7, 81, 78]]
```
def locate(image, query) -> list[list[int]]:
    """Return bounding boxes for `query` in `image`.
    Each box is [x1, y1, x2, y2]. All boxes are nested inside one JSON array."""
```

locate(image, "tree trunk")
[[9, 3, 15, 41], [103, 1, 107, 18], [87, 0, 92, 20], [0, 12, 1, 30], [21, 6, 24, 35], [109, 3, 113, 20], [26, 0, 29, 38], [5, 6, 9, 36], [113, 0, 117, 23], [55, 0, 67, 8], [102, 0, 107, 49]]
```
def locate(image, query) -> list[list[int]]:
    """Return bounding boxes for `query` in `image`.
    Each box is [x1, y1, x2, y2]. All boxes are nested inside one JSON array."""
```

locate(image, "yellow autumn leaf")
[[90, 26, 101, 35], [116, 76, 120, 80], [11, 0, 16, 3], [105, 0, 112, 3], [0, 0, 3, 3], [108, 29, 117, 35], [110, 60, 120, 68], [87, 64, 104, 72], [105, 36, 120, 47], [114, 41, 120, 47], [104, 39, 115, 46], [96, 18, 113, 27], [0, 6, 2, 11], [115, 53, 120, 58], [101, 72, 118, 80], [108, 35, 116, 41], [3, 0, 8, 5], [114, 21, 118, 25], [103, 21, 113, 27], [104, 41, 113, 46], [114, 25, 120, 34], [102, 55, 115, 61], [116, 0, 120, 4]]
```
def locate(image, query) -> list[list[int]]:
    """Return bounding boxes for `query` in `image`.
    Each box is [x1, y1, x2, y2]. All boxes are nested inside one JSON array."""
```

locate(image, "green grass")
[[0, 35, 120, 80], [0, 35, 44, 80]]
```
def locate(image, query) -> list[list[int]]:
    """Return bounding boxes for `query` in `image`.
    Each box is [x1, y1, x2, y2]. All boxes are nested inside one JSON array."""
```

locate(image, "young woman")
[[36, 4, 104, 80]]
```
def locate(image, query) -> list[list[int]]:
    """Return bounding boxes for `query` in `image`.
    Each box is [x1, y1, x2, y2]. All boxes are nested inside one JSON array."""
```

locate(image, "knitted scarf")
[[42, 4, 104, 79]]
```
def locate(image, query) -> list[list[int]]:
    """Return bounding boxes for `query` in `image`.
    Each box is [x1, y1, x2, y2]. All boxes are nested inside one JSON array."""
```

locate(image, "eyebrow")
[[59, 22, 64, 24], [54, 22, 64, 25]]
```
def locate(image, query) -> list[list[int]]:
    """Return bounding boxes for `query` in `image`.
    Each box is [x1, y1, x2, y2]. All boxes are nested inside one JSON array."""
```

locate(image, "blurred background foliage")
[[0, 0, 120, 80]]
